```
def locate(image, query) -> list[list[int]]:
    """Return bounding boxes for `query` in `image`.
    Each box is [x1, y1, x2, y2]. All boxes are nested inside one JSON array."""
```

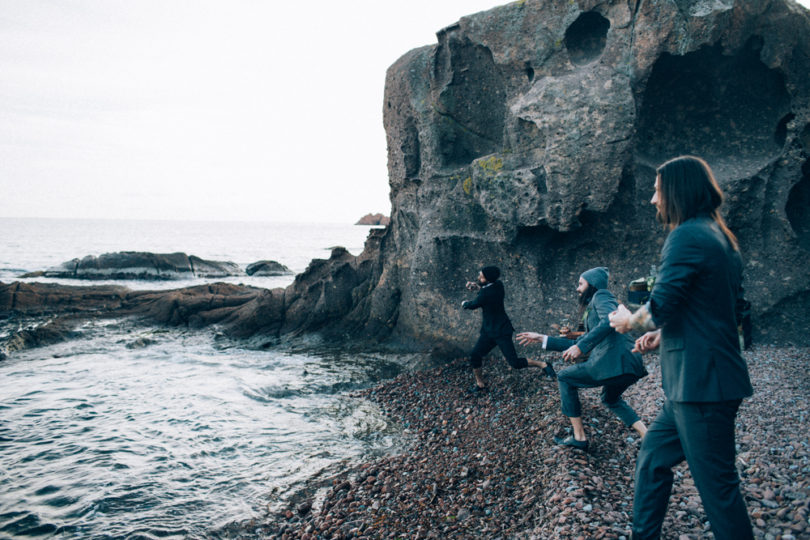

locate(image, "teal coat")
[[547, 289, 647, 380], [649, 216, 753, 402]]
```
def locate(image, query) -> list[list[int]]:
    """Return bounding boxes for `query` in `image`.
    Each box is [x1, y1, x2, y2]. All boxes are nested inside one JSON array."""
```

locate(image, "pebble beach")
[[232, 346, 810, 539]]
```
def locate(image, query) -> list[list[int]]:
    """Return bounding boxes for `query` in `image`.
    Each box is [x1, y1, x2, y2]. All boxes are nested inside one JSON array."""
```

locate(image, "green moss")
[[478, 156, 504, 172], [462, 176, 473, 195]]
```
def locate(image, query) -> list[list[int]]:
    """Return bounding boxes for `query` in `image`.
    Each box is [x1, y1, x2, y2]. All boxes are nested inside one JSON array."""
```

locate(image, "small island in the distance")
[[355, 213, 390, 226]]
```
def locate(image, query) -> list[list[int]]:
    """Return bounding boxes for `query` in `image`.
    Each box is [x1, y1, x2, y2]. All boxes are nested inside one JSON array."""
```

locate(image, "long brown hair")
[[656, 155, 739, 251]]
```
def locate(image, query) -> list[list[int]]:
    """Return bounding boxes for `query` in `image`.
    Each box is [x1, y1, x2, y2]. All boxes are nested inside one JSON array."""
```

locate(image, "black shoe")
[[543, 364, 557, 379], [468, 384, 488, 394], [553, 435, 589, 451]]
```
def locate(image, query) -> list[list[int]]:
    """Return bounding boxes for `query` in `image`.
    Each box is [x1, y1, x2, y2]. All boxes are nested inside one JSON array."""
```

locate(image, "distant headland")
[[355, 213, 390, 226]]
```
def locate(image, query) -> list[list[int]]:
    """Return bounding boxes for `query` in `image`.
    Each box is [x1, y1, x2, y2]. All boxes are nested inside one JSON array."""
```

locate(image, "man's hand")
[[562, 344, 582, 362], [465, 281, 481, 291], [633, 330, 661, 353], [609, 304, 633, 334], [516, 331, 545, 345]]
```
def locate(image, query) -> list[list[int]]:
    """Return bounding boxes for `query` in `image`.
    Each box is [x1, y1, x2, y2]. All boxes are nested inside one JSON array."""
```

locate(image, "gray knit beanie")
[[581, 267, 609, 290]]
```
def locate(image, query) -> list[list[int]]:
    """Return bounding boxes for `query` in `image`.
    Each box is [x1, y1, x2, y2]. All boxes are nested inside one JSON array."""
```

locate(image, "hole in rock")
[[636, 38, 790, 176], [564, 11, 610, 66], [531, 167, 548, 194], [402, 116, 421, 178], [775, 113, 795, 147], [786, 166, 810, 251], [436, 37, 506, 168], [525, 62, 535, 82]]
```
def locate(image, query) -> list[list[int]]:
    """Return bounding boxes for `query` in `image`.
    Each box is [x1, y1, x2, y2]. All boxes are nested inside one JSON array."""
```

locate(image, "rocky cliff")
[[368, 0, 810, 349]]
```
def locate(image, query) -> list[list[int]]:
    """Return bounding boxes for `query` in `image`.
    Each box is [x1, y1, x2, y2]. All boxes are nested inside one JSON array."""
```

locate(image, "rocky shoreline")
[[226, 346, 809, 539]]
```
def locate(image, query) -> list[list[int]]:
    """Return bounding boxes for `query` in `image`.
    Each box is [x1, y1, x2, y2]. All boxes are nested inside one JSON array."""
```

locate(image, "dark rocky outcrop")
[[245, 260, 292, 276], [3, 0, 810, 355], [0, 319, 83, 359], [367, 0, 810, 349], [0, 281, 265, 356], [39, 252, 242, 280], [1, 281, 131, 316], [0, 229, 389, 352], [355, 213, 391, 226]]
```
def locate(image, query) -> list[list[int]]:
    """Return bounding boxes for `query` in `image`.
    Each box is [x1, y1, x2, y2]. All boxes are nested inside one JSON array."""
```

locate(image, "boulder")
[[43, 252, 241, 280], [245, 260, 292, 276], [188, 256, 241, 278]]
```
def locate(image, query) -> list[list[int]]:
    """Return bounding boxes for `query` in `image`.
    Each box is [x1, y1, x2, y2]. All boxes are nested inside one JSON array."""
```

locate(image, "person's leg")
[[631, 419, 648, 438], [526, 357, 547, 368], [470, 334, 496, 389], [525, 356, 557, 378], [600, 374, 647, 437], [569, 416, 586, 441], [632, 400, 685, 540], [556, 364, 598, 442], [493, 335, 528, 369], [672, 400, 753, 540]]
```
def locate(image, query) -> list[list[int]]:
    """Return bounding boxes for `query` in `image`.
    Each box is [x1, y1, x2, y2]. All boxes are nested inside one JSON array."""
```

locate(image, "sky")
[[0, 0, 503, 223], [2, 0, 809, 224]]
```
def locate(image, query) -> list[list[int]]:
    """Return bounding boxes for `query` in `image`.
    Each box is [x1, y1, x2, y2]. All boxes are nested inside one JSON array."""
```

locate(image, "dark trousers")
[[469, 333, 528, 370], [557, 364, 641, 426], [632, 399, 753, 540]]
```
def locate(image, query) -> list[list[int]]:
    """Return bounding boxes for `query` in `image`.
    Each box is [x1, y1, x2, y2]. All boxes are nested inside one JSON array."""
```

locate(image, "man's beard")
[[578, 286, 596, 307]]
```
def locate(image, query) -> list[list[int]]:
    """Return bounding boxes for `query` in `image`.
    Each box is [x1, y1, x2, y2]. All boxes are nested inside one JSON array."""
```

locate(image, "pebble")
[[228, 346, 810, 539]]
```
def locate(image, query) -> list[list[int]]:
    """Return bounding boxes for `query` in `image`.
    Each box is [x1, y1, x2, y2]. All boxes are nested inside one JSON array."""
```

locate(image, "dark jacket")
[[547, 288, 647, 380], [648, 215, 753, 402], [463, 280, 514, 337]]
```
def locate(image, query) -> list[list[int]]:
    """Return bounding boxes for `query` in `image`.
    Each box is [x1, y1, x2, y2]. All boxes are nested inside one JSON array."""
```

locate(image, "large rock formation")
[[38, 252, 242, 280], [3, 0, 810, 355], [369, 0, 810, 349]]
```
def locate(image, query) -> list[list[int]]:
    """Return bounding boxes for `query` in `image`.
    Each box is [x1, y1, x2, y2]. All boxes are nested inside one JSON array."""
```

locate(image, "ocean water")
[[0, 217, 377, 290], [0, 219, 406, 538]]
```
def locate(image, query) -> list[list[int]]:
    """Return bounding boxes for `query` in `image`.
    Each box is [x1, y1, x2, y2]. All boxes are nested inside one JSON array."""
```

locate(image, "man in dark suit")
[[518, 267, 648, 450], [462, 265, 555, 391], [610, 156, 753, 540]]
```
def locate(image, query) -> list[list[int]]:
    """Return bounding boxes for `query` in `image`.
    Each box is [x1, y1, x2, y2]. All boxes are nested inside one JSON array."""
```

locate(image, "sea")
[[0, 218, 409, 538]]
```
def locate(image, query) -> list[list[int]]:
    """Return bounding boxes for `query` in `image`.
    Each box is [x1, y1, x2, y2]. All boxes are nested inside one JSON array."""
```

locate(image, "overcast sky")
[[2, 0, 809, 224]]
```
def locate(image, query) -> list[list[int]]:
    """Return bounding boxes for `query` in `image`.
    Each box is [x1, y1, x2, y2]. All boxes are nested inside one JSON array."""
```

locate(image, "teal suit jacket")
[[548, 289, 647, 380], [648, 216, 753, 402]]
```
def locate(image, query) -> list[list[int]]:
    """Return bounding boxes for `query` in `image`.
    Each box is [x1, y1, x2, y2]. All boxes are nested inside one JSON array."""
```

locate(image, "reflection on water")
[[0, 321, 405, 538]]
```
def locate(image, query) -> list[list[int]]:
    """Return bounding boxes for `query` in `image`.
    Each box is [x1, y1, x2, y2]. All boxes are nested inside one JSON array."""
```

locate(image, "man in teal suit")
[[518, 267, 648, 450], [610, 155, 753, 540]]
